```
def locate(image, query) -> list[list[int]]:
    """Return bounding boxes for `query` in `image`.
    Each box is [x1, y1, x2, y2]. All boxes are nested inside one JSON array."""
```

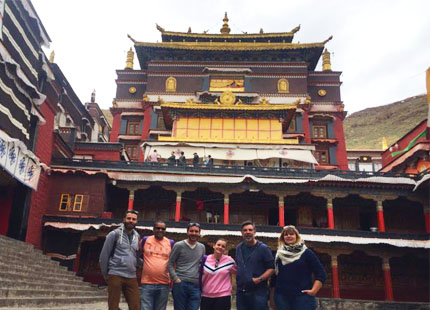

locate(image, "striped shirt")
[[202, 254, 237, 298]]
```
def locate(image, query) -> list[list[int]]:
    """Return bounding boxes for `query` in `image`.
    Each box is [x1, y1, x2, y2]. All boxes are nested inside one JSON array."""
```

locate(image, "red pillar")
[[0, 186, 14, 236], [382, 257, 394, 301], [376, 200, 386, 232], [331, 255, 340, 298], [223, 193, 230, 225], [278, 195, 285, 227], [175, 191, 182, 222], [327, 198, 335, 229], [127, 189, 135, 211], [424, 209, 430, 233]]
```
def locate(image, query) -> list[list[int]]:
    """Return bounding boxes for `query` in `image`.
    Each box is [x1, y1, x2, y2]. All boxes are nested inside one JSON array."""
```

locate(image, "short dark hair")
[[187, 222, 201, 232], [153, 220, 166, 228], [124, 210, 139, 217], [241, 220, 255, 230]]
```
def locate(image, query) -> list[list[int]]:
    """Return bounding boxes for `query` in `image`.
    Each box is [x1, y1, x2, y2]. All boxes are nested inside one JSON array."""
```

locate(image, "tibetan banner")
[[0, 0, 4, 40], [0, 129, 41, 190]]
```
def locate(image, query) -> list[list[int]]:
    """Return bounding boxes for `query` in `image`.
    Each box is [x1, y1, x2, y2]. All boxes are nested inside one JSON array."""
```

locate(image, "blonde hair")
[[278, 225, 302, 248]]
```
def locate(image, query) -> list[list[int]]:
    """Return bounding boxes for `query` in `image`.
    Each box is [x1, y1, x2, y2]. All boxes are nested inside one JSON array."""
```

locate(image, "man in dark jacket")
[[235, 221, 274, 310]]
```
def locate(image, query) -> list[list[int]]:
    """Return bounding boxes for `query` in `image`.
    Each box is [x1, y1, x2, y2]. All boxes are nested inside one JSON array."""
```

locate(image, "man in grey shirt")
[[168, 222, 205, 310]]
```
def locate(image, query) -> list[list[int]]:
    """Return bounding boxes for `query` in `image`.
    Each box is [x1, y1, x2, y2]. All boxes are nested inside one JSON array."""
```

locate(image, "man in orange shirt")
[[140, 220, 174, 310]]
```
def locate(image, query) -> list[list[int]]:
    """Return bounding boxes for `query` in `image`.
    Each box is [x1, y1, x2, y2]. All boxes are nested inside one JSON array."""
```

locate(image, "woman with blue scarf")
[[269, 225, 327, 310]]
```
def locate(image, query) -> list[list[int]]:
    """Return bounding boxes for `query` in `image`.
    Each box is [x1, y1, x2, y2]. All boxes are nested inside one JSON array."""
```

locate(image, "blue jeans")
[[140, 284, 170, 310], [236, 288, 269, 310], [274, 293, 317, 310], [172, 281, 201, 310]]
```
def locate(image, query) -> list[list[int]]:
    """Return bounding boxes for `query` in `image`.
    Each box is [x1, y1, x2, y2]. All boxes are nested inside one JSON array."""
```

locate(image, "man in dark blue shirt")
[[235, 221, 274, 310]]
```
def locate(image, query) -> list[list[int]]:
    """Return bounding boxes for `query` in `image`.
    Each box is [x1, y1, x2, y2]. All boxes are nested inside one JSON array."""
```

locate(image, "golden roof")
[[135, 39, 332, 51]]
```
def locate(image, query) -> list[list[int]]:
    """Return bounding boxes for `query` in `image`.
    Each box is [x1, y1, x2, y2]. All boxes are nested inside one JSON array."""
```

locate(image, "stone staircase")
[[0, 234, 110, 309]]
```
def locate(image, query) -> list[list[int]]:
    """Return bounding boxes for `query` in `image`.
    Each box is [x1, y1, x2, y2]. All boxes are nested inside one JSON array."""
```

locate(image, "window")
[[59, 194, 70, 211], [313, 125, 327, 138], [73, 194, 84, 211], [287, 118, 296, 133], [315, 149, 329, 164], [127, 122, 140, 135], [125, 145, 138, 160]]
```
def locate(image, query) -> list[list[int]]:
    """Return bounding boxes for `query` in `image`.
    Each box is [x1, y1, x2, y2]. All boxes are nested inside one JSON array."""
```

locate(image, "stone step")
[[0, 260, 73, 277], [0, 288, 106, 298], [0, 250, 55, 265], [0, 296, 107, 308], [0, 267, 81, 281], [0, 270, 84, 286], [3, 300, 131, 310], [0, 236, 33, 248], [0, 279, 96, 292]]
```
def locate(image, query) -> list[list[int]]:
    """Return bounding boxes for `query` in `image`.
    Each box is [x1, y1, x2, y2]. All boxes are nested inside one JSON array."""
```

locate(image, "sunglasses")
[[187, 222, 201, 228], [154, 227, 166, 231]]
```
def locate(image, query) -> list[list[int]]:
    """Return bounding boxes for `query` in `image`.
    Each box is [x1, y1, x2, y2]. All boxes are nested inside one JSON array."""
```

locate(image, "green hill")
[[344, 94, 428, 150]]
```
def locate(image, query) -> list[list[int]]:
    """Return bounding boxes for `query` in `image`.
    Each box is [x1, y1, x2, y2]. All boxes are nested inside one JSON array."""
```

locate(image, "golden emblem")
[[318, 89, 327, 97], [220, 91, 236, 105], [129, 87, 137, 94], [165, 77, 177, 92], [277, 79, 289, 93]]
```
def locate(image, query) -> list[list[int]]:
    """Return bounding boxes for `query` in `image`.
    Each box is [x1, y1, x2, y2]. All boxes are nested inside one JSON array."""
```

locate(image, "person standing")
[[168, 222, 206, 310], [148, 149, 161, 163], [99, 210, 140, 310], [168, 151, 176, 165], [193, 152, 200, 167], [236, 221, 275, 310], [200, 238, 237, 310], [178, 151, 186, 166], [140, 220, 174, 310], [269, 225, 326, 310]]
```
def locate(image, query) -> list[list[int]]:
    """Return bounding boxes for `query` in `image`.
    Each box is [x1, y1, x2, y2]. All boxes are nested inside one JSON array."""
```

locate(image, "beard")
[[124, 221, 136, 230]]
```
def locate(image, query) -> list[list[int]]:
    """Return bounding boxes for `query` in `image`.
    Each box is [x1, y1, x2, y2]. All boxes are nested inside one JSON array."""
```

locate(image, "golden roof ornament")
[[220, 91, 235, 105], [382, 137, 388, 150], [260, 28, 264, 34], [49, 50, 55, 63], [188, 27, 192, 33], [259, 97, 270, 105], [156, 24, 165, 33], [322, 48, 331, 71], [125, 47, 134, 70], [220, 12, 231, 34]]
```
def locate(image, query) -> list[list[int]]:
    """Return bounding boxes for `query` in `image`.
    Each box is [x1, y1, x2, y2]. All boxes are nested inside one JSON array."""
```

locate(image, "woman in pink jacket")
[[200, 238, 237, 310]]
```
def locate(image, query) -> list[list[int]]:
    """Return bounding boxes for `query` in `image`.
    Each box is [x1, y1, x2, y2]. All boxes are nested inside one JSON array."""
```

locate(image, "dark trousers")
[[107, 275, 139, 310], [200, 296, 231, 310], [237, 288, 269, 310]]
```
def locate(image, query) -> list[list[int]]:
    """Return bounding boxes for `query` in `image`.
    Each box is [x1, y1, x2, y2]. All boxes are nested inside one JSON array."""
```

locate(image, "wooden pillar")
[[327, 197, 335, 229], [331, 255, 340, 298], [175, 191, 182, 222], [223, 193, 230, 225], [127, 189, 135, 211], [424, 208, 430, 233], [382, 257, 394, 301], [278, 195, 285, 227], [376, 200, 386, 232]]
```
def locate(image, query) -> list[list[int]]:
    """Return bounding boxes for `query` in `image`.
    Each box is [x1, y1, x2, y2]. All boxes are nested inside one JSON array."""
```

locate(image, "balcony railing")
[[51, 158, 423, 181]]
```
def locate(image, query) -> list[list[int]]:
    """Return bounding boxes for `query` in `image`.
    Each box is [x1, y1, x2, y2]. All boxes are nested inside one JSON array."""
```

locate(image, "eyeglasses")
[[154, 227, 166, 231], [187, 222, 201, 228]]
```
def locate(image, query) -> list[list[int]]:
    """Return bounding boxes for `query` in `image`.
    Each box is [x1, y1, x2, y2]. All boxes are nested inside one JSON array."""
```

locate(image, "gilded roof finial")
[[188, 27, 192, 33], [91, 90, 96, 103], [260, 28, 264, 34], [322, 48, 332, 71], [220, 12, 231, 34], [125, 47, 134, 70], [156, 24, 165, 33], [49, 50, 55, 63]]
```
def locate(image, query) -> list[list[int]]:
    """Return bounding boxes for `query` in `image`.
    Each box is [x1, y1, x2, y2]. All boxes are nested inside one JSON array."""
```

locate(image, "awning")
[[44, 222, 430, 249], [142, 143, 318, 164], [0, 129, 42, 190]]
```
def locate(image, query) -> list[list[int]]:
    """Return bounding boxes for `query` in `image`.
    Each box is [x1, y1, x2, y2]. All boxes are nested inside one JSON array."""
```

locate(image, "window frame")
[[127, 121, 140, 135], [315, 149, 329, 164], [59, 194, 70, 211], [312, 125, 327, 139], [73, 194, 84, 212]]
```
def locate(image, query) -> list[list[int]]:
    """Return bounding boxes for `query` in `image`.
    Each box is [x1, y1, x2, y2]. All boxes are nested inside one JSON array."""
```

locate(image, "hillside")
[[344, 95, 428, 150]]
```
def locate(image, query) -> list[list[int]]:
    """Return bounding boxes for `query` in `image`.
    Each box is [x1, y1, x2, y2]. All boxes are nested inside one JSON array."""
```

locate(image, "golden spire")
[[220, 12, 231, 34], [125, 47, 134, 70], [322, 48, 332, 71], [49, 50, 55, 63], [382, 137, 388, 150]]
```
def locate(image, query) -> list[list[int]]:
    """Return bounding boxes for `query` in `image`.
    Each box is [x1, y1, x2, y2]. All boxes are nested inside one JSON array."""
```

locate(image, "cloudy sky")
[[32, 0, 429, 114]]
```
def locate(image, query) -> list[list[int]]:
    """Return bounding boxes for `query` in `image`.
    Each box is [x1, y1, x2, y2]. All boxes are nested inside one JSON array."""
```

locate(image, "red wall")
[[333, 115, 348, 170], [26, 100, 55, 248], [74, 148, 121, 161], [109, 112, 121, 142], [0, 186, 14, 235]]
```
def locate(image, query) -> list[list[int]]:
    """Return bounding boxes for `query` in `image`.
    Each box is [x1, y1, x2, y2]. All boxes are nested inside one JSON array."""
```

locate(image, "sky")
[[31, 0, 430, 114]]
